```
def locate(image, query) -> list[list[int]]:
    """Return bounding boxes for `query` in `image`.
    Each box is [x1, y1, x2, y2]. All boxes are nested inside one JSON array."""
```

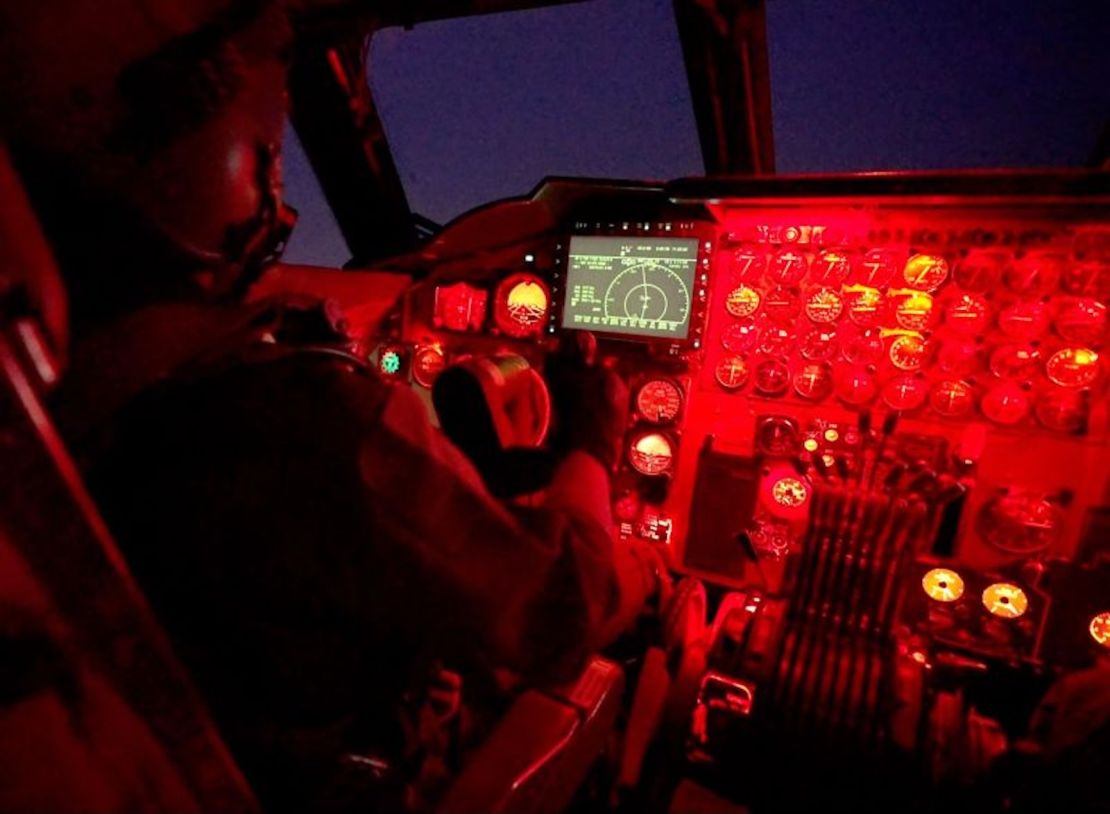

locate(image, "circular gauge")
[[836, 366, 878, 406], [758, 325, 794, 356], [930, 380, 975, 417], [998, 301, 1049, 340], [722, 319, 760, 353], [978, 492, 1062, 556], [494, 273, 550, 338], [945, 293, 991, 335], [805, 287, 844, 323], [1005, 253, 1063, 297], [1055, 298, 1107, 345], [981, 383, 1030, 425], [378, 347, 404, 376], [1046, 347, 1100, 388], [768, 249, 809, 285], [628, 432, 675, 477], [756, 417, 800, 456], [725, 284, 762, 318], [922, 568, 965, 603], [754, 357, 791, 396], [856, 248, 900, 288], [889, 334, 928, 372], [1035, 388, 1089, 433], [843, 330, 885, 365], [882, 375, 928, 411], [812, 249, 853, 286], [981, 583, 1029, 619], [771, 477, 809, 508], [845, 286, 885, 328], [903, 253, 950, 291], [636, 379, 683, 424], [936, 339, 981, 377], [989, 344, 1039, 380], [1090, 612, 1110, 648], [893, 291, 936, 331], [715, 355, 751, 390], [731, 246, 768, 282], [412, 345, 447, 388], [793, 362, 834, 401], [955, 251, 1007, 292], [800, 328, 839, 361], [1062, 262, 1110, 299], [763, 286, 802, 322]]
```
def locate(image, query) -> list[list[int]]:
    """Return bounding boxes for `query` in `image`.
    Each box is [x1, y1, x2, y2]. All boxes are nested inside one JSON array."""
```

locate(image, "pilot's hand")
[[544, 332, 628, 471]]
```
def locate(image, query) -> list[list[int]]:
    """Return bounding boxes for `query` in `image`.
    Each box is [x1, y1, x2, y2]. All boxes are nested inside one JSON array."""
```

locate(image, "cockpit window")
[[281, 122, 352, 267], [367, 0, 704, 226]]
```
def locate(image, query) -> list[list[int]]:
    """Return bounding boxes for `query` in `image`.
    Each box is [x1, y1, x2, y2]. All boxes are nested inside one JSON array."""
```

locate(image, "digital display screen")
[[563, 236, 699, 340]]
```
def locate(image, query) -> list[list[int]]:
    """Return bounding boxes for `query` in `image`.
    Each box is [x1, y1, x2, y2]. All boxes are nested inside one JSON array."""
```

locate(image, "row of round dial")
[[713, 357, 1089, 429], [731, 247, 1109, 298], [723, 285, 1106, 343]]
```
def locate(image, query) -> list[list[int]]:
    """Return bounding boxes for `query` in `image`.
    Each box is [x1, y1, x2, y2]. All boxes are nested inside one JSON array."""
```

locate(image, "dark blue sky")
[[281, 0, 1109, 267]]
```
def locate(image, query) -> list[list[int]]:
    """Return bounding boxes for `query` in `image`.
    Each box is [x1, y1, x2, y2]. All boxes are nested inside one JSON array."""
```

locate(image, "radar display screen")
[[563, 236, 698, 340]]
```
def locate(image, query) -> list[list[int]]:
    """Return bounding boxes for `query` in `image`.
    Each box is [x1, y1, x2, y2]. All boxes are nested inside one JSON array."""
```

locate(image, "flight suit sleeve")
[[357, 384, 656, 682]]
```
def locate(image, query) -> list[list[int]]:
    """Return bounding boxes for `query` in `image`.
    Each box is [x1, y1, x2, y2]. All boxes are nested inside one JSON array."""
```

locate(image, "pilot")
[[0, 1, 664, 808]]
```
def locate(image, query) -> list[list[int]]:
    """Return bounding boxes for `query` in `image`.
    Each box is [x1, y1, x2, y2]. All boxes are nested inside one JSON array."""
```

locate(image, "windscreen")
[[563, 236, 699, 340]]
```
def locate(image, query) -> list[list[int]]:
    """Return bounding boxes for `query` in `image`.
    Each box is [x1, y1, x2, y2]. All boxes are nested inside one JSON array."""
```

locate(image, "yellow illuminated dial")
[[771, 477, 809, 508], [725, 285, 762, 318], [982, 583, 1029, 619], [628, 432, 675, 477], [1090, 612, 1110, 648], [922, 568, 965, 603], [903, 253, 950, 291]]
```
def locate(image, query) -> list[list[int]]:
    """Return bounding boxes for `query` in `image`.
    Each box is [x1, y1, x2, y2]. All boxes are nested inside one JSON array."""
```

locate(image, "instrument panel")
[[367, 172, 1110, 671]]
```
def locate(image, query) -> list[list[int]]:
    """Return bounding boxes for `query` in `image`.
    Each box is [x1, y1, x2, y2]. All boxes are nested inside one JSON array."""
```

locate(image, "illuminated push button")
[[628, 432, 675, 477], [981, 383, 1030, 425], [722, 319, 760, 353], [893, 290, 936, 331], [754, 357, 791, 396], [804, 287, 844, 323], [1045, 347, 1100, 388], [929, 380, 975, 418], [1090, 612, 1110, 648], [768, 248, 809, 285], [731, 246, 768, 282], [903, 253, 950, 291], [725, 285, 762, 318], [888, 334, 928, 372], [803, 437, 820, 453], [811, 249, 853, 286], [944, 293, 990, 335], [792, 362, 834, 401], [715, 355, 751, 390], [981, 583, 1029, 619], [922, 568, 965, 603], [882, 375, 928, 411]]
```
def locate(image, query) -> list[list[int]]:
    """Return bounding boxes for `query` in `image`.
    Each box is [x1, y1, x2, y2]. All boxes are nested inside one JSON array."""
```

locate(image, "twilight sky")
[[281, 0, 1109, 267]]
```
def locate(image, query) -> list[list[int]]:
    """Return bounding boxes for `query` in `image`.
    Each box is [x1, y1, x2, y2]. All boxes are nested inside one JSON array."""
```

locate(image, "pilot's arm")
[[359, 382, 659, 683]]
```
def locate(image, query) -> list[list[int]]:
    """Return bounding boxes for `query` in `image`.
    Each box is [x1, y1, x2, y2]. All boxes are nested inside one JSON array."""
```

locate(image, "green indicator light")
[[380, 350, 402, 375]]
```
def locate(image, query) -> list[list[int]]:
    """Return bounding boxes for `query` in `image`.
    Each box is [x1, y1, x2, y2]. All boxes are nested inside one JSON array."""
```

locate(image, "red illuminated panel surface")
[[704, 201, 1109, 434]]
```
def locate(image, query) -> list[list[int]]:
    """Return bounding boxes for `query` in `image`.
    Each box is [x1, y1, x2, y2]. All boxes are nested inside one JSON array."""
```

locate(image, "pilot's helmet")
[[0, 0, 296, 332]]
